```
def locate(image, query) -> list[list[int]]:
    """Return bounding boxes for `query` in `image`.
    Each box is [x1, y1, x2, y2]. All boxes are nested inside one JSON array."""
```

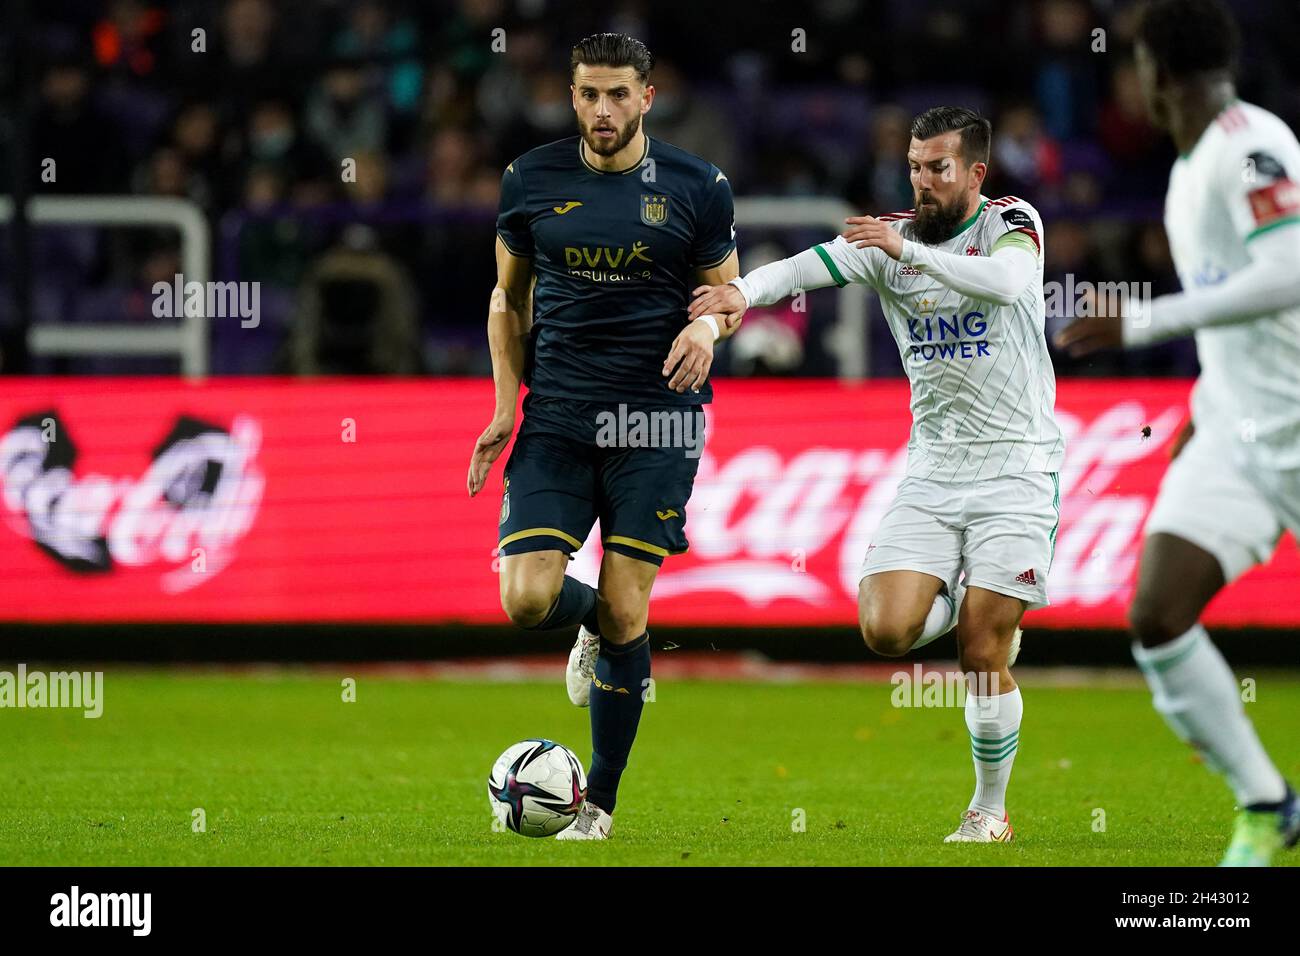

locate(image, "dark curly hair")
[[569, 33, 653, 84], [1136, 0, 1240, 78]]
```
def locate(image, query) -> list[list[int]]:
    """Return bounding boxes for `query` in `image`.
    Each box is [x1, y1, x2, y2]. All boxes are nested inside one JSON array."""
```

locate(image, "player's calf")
[[1128, 532, 1225, 648]]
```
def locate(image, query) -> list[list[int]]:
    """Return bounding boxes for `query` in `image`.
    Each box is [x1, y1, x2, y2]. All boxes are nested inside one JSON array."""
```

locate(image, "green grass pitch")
[[3, 669, 1299, 866]]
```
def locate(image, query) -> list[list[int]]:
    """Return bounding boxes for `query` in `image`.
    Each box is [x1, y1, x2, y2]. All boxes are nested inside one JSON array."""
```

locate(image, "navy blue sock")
[[531, 575, 599, 632], [586, 633, 651, 814]]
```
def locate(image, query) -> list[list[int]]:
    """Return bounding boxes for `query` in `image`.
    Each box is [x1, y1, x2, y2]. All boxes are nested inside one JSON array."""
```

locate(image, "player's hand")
[[663, 319, 715, 394], [842, 216, 904, 260], [467, 413, 515, 497], [1053, 288, 1125, 356], [687, 282, 747, 332], [1169, 419, 1195, 461]]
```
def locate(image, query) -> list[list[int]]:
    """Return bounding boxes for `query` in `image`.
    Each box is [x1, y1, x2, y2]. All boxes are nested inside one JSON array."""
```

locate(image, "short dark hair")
[[570, 33, 654, 84], [1136, 0, 1240, 78], [909, 106, 992, 168]]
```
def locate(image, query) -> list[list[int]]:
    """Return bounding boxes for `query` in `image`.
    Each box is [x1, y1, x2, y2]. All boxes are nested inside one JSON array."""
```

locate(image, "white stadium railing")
[[0, 196, 210, 377]]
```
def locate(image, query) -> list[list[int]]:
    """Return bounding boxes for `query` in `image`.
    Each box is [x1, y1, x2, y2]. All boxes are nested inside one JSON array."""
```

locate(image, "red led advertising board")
[[0, 378, 1294, 627]]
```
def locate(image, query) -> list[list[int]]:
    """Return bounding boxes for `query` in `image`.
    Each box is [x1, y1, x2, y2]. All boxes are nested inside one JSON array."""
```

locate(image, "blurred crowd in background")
[[3, 0, 1300, 377]]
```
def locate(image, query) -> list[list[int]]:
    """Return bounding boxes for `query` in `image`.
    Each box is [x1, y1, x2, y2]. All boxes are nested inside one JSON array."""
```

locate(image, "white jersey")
[[817, 196, 1065, 482], [1164, 100, 1300, 472]]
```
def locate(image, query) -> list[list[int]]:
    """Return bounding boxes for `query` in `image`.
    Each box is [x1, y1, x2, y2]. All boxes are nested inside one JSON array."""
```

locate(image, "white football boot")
[[943, 809, 1015, 843], [566, 625, 600, 707], [555, 801, 613, 840], [1008, 626, 1023, 668]]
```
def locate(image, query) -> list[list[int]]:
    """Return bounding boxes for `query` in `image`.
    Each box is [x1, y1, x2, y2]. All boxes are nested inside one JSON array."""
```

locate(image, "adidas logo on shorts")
[[1015, 568, 1037, 586]]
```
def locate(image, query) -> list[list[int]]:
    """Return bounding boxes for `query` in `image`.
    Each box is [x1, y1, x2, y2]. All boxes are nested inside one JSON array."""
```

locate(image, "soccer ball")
[[487, 739, 587, 837]]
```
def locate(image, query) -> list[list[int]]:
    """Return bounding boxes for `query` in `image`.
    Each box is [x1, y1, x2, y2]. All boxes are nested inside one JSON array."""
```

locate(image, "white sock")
[[966, 685, 1021, 818], [911, 583, 960, 650], [1132, 624, 1286, 807]]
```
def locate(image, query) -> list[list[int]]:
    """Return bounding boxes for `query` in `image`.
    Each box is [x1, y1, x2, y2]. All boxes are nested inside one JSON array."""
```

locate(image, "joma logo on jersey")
[[564, 243, 652, 269], [640, 194, 669, 225], [907, 310, 991, 362]]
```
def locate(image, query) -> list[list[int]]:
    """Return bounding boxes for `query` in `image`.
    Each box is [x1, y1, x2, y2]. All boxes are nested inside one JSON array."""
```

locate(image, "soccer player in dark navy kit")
[[466, 34, 741, 839]]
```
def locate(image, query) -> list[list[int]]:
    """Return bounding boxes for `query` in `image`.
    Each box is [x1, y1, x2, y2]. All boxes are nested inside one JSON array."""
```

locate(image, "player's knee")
[[499, 580, 558, 629], [961, 629, 1008, 671], [957, 630, 1005, 673], [1128, 596, 1195, 648], [859, 612, 920, 658]]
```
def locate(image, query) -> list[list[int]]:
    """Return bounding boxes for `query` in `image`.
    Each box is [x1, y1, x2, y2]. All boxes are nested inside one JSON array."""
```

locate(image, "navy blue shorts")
[[496, 394, 705, 566]]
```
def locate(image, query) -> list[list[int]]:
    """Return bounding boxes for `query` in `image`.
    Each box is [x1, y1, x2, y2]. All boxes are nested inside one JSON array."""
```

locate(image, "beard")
[[578, 112, 641, 157], [910, 193, 970, 245]]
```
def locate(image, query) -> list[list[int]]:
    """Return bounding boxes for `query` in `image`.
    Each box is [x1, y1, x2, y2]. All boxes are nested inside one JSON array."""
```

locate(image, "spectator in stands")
[[305, 56, 390, 165], [1097, 60, 1171, 198], [426, 128, 495, 209], [1033, 0, 1102, 142], [641, 60, 737, 180], [34, 57, 124, 194], [289, 225, 422, 375], [165, 101, 230, 210], [725, 242, 809, 376], [333, 0, 424, 121], [992, 103, 1064, 198], [843, 105, 913, 215], [242, 99, 334, 206], [93, 0, 168, 80], [215, 0, 289, 114]]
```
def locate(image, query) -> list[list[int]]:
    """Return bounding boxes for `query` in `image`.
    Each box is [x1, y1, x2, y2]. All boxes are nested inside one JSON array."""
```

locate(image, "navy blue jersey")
[[496, 135, 736, 406]]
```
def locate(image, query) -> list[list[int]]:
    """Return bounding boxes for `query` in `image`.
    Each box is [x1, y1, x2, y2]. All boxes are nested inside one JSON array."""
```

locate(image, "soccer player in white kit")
[[690, 107, 1065, 843], [1057, 0, 1300, 866]]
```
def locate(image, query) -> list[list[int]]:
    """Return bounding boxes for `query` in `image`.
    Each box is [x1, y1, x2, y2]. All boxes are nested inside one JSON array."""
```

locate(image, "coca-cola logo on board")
[[0, 411, 264, 593]]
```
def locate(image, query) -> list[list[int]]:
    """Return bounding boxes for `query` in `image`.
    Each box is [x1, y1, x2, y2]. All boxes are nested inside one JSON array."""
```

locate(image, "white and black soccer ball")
[[487, 739, 587, 837]]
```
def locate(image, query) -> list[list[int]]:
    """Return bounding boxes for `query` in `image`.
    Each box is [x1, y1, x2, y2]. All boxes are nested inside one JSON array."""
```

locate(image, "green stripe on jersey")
[[1048, 472, 1060, 564], [1245, 215, 1300, 242], [813, 244, 848, 287], [953, 199, 989, 236], [991, 230, 1039, 256]]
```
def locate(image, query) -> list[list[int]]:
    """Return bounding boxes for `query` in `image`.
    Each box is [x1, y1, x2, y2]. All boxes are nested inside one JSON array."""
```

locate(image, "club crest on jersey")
[[640, 194, 669, 226]]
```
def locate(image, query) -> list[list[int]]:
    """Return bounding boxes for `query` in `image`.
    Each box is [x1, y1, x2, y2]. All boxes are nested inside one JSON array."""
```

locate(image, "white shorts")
[[1145, 429, 1291, 582], [859, 471, 1060, 610]]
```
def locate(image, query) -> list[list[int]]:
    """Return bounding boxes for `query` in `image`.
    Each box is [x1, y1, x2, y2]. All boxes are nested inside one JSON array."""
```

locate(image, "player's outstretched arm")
[[687, 243, 846, 327], [468, 238, 533, 497], [1057, 224, 1300, 356], [843, 215, 1038, 305]]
